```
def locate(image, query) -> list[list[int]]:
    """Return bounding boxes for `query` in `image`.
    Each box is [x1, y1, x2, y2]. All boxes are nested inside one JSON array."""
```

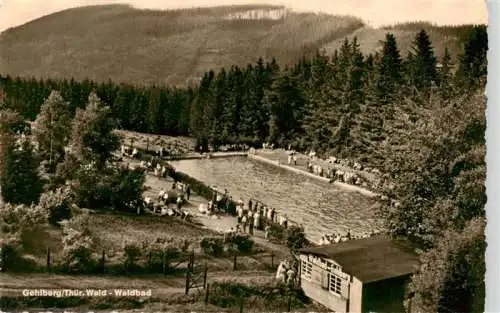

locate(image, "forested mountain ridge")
[[0, 18, 487, 313], [0, 4, 479, 86], [0, 25, 487, 169]]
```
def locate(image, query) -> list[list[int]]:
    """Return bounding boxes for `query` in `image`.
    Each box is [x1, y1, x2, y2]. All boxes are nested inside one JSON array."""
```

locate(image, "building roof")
[[298, 236, 419, 283]]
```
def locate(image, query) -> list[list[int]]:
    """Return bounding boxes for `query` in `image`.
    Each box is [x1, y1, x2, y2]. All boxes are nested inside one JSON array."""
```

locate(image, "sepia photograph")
[[0, 0, 491, 312]]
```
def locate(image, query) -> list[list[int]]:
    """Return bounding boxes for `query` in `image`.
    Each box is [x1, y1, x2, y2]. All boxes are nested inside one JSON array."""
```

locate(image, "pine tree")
[[407, 30, 438, 97], [221, 65, 243, 143], [438, 48, 454, 99], [208, 68, 228, 147], [113, 84, 132, 129], [302, 50, 338, 153], [146, 86, 164, 134], [33, 90, 72, 172], [456, 25, 488, 89], [333, 37, 368, 156], [239, 64, 257, 140], [263, 71, 305, 146], [0, 134, 43, 205], [377, 33, 404, 108]]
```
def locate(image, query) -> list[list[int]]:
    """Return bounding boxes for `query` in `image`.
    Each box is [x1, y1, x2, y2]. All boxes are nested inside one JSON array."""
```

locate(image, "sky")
[[0, 0, 488, 33]]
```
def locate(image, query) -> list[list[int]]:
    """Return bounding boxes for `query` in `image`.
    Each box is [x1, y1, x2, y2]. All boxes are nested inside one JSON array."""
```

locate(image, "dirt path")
[[0, 270, 275, 298]]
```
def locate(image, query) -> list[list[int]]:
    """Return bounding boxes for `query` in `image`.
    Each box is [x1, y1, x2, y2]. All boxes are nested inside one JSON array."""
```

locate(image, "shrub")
[[38, 187, 72, 225], [110, 166, 146, 213], [268, 225, 284, 241], [70, 163, 146, 213], [0, 237, 21, 271], [123, 243, 142, 272], [0, 203, 49, 234], [60, 213, 95, 272], [227, 234, 254, 254], [200, 236, 225, 257], [141, 236, 195, 272], [285, 226, 308, 251], [208, 281, 308, 310]]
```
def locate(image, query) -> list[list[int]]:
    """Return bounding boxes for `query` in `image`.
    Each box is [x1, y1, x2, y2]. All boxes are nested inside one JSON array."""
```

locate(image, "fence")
[[1, 242, 305, 312], [1, 245, 282, 275]]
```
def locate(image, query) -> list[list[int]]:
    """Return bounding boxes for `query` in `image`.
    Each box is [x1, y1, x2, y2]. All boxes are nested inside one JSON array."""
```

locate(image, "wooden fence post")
[[148, 251, 152, 271], [46, 248, 51, 272], [0, 246, 4, 272], [101, 250, 105, 273], [146, 138, 149, 152], [233, 253, 237, 271], [162, 251, 167, 275], [204, 283, 210, 305], [185, 268, 190, 295], [239, 297, 244, 313], [203, 261, 208, 288], [287, 293, 292, 312]]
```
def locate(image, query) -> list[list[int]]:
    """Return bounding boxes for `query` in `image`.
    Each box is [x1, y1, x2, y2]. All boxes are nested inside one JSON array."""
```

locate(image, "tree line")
[[0, 24, 488, 313], [0, 26, 487, 162]]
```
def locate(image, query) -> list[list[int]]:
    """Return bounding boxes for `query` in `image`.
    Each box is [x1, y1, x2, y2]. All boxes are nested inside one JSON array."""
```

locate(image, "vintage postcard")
[[0, 0, 490, 312]]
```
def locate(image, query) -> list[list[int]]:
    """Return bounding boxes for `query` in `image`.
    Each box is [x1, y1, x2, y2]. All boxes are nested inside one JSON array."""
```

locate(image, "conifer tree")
[[438, 48, 454, 99], [33, 90, 72, 172], [221, 65, 243, 142], [204, 68, 227, 149], [263, 71, 304, 146], [407, 30, 438, 96], [334, 37, 367, 155], [302, 50, 338, 153], [239, 64, 257, 140], [377, 33, 404, 109], [0, 132, 43, 205], [147, 86, 164, 134], [456, 25, 488, 89]]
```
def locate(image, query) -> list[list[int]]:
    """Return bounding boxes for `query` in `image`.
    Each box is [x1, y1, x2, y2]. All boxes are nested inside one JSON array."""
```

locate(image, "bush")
[[141, 236, 195, 272], [268, 225, 284, 241], [227, 234, 254, 254], [38, 187, 72, 225], [123, 243, 142, 272], [110, 166, 146, 213], [285, 226, 308, 251], [200, 234, 255, 257], [70, 163, 146, 213], [0, 203, 49, 234], [208, 281, 308, 310], [60, 213, 95, 273], [200, 236, 225, 257]]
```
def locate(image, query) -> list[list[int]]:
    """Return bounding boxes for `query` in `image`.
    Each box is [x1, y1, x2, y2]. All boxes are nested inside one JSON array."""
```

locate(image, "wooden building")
[[298, 236, 419, 313]]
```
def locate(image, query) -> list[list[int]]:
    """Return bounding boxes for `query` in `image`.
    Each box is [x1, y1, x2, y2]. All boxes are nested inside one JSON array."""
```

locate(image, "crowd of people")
[[196, 190, 297, 241], [134, 154, 192, 220], [318, 229, 383, 245], [259, 143, 381, 188]]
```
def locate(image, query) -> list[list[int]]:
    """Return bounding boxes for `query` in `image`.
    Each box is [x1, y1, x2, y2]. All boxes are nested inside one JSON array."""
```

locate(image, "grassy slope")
[[0, 4, 363, 86], [322, 25, 463, 61], [1, 4, 472, 87]]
